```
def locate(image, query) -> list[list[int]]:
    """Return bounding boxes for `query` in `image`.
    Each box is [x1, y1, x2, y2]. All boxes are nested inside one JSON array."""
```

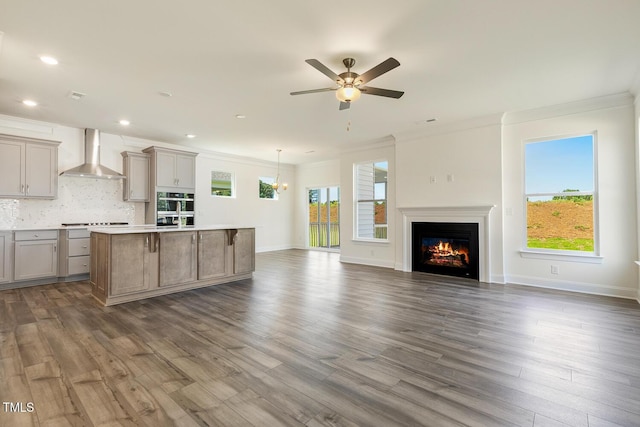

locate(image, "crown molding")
[[0, 114, 58, 135], [339, 134, 396, 154], [503, 92, 634, 125], [393, 113, 503, 144]]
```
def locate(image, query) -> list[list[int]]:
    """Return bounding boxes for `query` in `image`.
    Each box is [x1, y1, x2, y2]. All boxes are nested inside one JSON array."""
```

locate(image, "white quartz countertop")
[[88, 225, 254, 234]]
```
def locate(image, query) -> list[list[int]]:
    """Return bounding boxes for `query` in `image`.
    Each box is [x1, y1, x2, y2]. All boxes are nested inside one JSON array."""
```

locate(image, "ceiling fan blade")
[[339, 101, 350, 110], [360, 86, 405, 99], [305, 59, 345, 84], [290, 88, 336, 96], [355, 57, 401, 85]]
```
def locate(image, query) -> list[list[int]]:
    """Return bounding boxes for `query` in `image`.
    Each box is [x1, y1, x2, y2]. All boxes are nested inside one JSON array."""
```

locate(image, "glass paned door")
[[309, 187, 340, 248]]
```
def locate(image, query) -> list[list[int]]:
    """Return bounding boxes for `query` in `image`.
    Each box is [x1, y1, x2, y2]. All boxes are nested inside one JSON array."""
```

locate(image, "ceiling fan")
[[290, 57, 404, 110]]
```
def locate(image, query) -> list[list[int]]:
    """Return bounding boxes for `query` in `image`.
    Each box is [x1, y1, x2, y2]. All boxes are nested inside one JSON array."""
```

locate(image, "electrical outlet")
[[430, 176, 437, 184], [551, 265, 559, 274]]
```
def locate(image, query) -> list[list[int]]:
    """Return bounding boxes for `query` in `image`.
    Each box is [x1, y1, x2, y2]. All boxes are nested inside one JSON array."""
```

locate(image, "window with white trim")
[[355, 160, 387, 240], [211, 171, 234, 197], [524, 134, 596, 253], [259, 176, 278, 200]]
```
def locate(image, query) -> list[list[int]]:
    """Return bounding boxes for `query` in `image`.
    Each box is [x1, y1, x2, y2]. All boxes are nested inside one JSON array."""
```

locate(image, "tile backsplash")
[[0, 176, 142, 229]]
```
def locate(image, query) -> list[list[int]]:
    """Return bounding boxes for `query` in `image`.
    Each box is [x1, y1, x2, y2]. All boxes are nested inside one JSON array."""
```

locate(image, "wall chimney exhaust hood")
[[60, 128, 124, 179]]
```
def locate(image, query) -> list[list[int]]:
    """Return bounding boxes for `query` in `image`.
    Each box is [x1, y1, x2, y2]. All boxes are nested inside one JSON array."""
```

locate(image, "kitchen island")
[[90, 225, 254, 306]]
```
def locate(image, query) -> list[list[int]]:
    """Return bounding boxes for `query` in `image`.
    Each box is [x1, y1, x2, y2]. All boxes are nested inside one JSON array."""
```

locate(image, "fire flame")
[[429, 240, 469, 264]]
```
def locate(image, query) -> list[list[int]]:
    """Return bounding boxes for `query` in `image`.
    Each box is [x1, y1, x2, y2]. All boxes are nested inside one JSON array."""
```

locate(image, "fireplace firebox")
[[412, 222, 479, 280]]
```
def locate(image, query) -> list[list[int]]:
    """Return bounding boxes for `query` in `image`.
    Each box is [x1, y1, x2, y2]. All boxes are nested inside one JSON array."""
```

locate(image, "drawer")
[[68, 229, 90, 239], [68, 238, 90, 256], [68, 256, 90, 275], [15, 230, 59, 241]]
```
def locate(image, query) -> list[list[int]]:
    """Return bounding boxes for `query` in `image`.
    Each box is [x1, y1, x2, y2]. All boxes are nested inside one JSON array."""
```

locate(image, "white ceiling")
[[1, 0, 639, 164]]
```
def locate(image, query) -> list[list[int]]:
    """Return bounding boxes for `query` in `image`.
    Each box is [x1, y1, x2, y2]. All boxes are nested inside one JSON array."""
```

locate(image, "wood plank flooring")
[[1, 249, 640, 426]]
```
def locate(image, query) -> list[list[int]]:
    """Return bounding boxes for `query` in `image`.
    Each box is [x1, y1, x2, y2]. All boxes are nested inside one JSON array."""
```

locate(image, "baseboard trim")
[[506, 274, 637, 300], [340, 255, 395, 269]]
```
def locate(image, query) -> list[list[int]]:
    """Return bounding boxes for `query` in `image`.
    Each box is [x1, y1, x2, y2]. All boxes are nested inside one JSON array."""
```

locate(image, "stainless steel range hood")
[[60, 128, 124, 179]]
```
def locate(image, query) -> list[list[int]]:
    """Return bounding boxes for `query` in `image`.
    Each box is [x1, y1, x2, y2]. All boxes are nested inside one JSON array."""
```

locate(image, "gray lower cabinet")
[[14, 230, 58, 281], [0, 232, 12, 284], [58, 228, 91, 280], [198, 230, 228, 280], [158, 231, 197, 287]]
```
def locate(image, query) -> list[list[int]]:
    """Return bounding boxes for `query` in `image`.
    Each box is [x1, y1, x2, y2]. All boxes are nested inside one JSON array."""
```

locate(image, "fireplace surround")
[[398, 206, 495, 282]]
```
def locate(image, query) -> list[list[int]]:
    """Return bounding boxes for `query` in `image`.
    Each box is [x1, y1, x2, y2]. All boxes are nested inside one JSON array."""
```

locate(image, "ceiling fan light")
[[336, 85, 361, 102]]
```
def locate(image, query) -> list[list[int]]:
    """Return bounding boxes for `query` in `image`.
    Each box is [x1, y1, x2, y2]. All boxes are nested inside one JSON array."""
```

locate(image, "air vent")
[[68, 91, 86, 101]]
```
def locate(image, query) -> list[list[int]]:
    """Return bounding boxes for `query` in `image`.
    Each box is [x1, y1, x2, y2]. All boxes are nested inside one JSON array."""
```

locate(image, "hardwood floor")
[[1, 249, 640, 426]]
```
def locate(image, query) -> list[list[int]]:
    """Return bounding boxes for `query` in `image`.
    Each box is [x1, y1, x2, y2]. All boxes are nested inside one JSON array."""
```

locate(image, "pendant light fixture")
[[272, 149, 288, 193]]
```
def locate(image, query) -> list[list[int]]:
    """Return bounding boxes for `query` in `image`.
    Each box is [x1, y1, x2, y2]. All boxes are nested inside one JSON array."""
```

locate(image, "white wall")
[[394, 118, 505, 282], [194, 153, 294, 253], [293, 159, 340, 249], [339, 139, 396, 268], [502, 95, 638, 299]]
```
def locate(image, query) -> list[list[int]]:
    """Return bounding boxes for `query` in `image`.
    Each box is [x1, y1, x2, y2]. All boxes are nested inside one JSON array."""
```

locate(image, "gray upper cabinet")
[[0, 134, 60, 199], [143, 146, 197, 190], [121, 151, 150, 202]]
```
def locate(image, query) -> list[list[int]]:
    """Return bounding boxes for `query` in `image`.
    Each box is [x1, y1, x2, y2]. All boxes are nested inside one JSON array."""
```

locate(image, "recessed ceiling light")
[[425, 118, 438, 123], [235, 114, 246, 119], [185, 134, 196, 138], [40, 56, 58, 65], [159, 91, 172, 97], [22, 99, 38, 107], [119, 119, 130, 126]]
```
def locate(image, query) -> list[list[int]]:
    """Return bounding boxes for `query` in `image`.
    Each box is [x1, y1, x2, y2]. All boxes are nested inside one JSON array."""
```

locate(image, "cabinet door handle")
[[26, 184, 29, 195], [145, 235, 149, 247], [34, 234, 39, 238], [54, 244, 57, 252], [21, 184, 25, 194]]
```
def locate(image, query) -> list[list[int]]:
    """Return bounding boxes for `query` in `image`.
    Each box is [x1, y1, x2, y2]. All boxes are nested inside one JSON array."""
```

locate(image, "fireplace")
[[412, 222, 479, 279], [398, 206, 494, 282]]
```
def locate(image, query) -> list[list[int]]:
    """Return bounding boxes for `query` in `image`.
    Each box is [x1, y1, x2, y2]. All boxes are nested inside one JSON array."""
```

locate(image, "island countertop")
[[88, 224, 254, 234]]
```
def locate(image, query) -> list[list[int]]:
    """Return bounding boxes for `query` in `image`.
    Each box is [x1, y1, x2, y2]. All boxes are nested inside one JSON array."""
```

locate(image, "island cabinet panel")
[[110, 233, 154, 296], [158, 231, 197, 287], [197, 230, 228, 280], [90, 227, 254, 306], [91, 233, 110, 300], [233, 228, 255, 275]]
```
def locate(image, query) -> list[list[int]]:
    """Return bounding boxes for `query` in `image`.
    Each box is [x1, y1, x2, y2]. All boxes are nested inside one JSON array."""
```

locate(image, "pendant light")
[[272, 149, 288, 193]]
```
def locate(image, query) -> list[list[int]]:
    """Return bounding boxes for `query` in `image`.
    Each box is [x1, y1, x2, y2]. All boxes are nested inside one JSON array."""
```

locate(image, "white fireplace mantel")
[[398, 205, 495, 282]]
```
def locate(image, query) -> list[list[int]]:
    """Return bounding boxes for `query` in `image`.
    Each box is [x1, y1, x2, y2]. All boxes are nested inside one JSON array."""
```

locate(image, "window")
[[355, 160, 387, 240], [524, 134, 596, 253], [211, 171, 234, 197], [259, 176, 277, 199]]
